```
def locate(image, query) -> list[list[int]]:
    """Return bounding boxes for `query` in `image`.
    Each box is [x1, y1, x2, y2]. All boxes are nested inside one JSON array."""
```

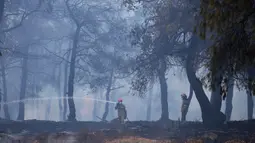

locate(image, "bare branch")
[[65, 0, 79, 25], [1, 1, 43, 33], [110, 85, 125, 91], [43, 46, 70, 63]]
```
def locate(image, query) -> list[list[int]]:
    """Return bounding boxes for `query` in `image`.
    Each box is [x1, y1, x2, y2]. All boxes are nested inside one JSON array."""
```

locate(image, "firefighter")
[[181, 93, 189, 122], [115, 98, 127, 124]]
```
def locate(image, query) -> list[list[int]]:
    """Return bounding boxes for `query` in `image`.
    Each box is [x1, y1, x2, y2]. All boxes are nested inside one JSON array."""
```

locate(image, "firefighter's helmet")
[[181, 93, 187, 98], [118, 98, 123, 102]]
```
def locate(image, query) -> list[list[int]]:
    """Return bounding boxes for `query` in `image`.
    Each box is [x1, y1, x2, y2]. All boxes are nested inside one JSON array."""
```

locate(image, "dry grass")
[[0, 131, 253, 143], [105, 137, 249, 143], [105, 137, 174, 143]]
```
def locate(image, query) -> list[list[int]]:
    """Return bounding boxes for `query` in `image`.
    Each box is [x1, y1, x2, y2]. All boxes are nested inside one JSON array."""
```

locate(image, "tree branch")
[[110, 85, 124, 91], [1, 1, 43, 33], [65, 0, 79, 25]]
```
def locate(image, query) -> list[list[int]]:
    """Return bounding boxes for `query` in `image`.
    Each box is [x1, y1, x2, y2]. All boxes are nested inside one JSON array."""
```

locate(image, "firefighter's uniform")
[[115, 99, 127, 124], [181, 94, 189, 122]]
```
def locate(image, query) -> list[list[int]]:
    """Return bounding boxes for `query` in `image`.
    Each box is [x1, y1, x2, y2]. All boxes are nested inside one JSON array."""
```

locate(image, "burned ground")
[[0, 119, 255, 142]]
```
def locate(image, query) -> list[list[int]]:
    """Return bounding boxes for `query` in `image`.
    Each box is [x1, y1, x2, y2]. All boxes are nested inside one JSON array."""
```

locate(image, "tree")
[[146, 85, 153, 121], [197, 0, 255, 93], [64, 0, 90, 121], [0, 0, 4, 23], [246, 72, 254, 119], [17, 46, 29, 120], [225, 77, 234, 121], [185, 35, 225, 127], [63, 0, 125, 121], [0, 56, 10, 119], [70, 3, 133, 121], [0, 0, 57, 120], [125, 0, 227, 127], [127, 0, 195, 122], [63, 45, 71, 121]]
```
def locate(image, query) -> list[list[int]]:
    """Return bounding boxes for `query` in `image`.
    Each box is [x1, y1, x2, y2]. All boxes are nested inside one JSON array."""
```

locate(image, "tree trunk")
[[210, 72, 223, 112], [92, 95, 98, 121], [158, 59, 169, 121], [102, 69, 114, 121], [17, 47, 29, 120], [225, 77, 234, 121], [67, 25, 82, 121], [45, 100, 51, 120], [0, 59, 10, 119], [247, 90, 254, 120], [93, 90, 101, 121], [0, 0, 4, 22], [63, 50, 70, 121], [57, 65, 62, 120], [185, 35, 225, 127], [185, 84, 194, 118], [110, 91, 116, 119], [146, 87, 153, 121]]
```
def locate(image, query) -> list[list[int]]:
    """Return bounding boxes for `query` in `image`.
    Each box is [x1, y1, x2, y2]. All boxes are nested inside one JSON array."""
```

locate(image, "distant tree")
[[146, 84, 153, 121], [0, 0, 4, 23], [0, 57, 10, 119]]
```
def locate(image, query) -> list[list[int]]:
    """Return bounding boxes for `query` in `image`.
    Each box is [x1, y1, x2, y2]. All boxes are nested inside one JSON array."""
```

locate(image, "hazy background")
[[0, 0, 253, 122]]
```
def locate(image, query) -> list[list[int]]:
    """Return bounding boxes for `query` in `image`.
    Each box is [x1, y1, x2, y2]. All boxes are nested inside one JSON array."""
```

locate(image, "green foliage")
[[197, 0, 255, 93], [124, 0, 198, 95]]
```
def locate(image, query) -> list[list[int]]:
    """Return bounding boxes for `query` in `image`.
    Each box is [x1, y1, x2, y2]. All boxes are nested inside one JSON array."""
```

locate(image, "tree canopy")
[[125, 0, 255, 94], [197, 0, 255, 92]]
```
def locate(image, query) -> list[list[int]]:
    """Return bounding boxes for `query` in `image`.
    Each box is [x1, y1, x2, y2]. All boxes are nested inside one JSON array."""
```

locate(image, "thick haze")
[[0, 0, 253, 122], [1, 70, 250, 121]]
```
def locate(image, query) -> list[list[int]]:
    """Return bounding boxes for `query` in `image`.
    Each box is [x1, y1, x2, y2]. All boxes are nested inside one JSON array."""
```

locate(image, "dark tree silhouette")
[[0, 0, 4, 23]]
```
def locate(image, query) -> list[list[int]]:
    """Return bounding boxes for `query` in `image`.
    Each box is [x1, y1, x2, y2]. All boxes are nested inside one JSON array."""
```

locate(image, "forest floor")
[[0, 118, 255, 143]]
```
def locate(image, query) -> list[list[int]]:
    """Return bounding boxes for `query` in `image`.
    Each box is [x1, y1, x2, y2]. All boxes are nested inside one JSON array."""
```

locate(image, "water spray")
[[1, 96, 117, 105]]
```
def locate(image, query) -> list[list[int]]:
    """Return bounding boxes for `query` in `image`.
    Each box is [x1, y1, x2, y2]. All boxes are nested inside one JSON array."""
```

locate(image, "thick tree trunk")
[[1, 59, 10, 119], [17, 47, 29, 120], [186, 63, 225, 127], [182, 84, 193, 120], [185, 36, 225, 127], [146, 87, 153, 121], [225, 77, 234, 121], [246, 90, 254, 119], [188, 85, 194, 101], [102, 69, 114, 121], [67, 26, 82, 121], [158, 59, 169, 121]]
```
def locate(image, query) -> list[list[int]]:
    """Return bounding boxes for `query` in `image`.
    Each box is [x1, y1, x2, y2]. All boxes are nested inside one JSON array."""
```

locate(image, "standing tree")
[[63, 0, 123, 121], [146, 84, 153, 121], [0, 56, 10, 119], [0, 0, 4, 23], [225, 77, 234, 121], [125, 0, 227, 127]]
